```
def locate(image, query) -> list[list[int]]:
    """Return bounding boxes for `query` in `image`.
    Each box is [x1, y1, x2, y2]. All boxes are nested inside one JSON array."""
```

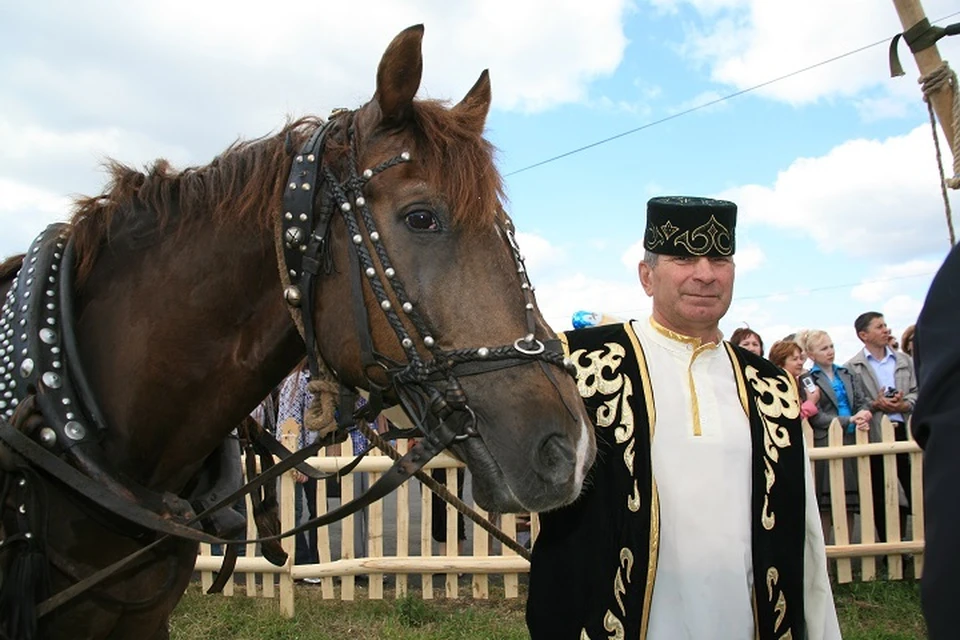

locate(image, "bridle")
[[278, 111, 580, 445]]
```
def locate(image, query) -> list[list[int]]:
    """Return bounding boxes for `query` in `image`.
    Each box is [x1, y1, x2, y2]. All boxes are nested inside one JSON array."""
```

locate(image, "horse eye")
[[405, 210, 439, 232]]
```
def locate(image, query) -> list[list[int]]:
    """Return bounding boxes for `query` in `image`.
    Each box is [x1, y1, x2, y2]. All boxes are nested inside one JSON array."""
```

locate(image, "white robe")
[[634, 318, 841, 640]]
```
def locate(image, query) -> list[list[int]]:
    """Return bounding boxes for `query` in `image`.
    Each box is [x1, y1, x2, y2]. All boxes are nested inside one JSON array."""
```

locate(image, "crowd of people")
[[731, 315, 919, 547]]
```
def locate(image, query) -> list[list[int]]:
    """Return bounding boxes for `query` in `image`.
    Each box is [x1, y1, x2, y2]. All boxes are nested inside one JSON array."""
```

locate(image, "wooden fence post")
[[828, 419, 853, 583], [277, 418, 298, 617], [855, 427, 877, 581]]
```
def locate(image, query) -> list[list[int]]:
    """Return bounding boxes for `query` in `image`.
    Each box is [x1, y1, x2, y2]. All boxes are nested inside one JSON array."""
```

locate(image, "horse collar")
[[0, 224, 99, 452]]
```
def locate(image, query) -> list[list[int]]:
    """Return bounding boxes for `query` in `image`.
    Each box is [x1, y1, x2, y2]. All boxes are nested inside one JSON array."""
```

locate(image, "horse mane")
[[0, 254, 25, 283], [68, 98, 503, 285]]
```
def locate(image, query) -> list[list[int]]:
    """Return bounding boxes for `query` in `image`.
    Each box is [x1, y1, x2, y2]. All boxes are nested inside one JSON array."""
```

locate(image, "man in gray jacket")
[[845, 311, 918, 542]]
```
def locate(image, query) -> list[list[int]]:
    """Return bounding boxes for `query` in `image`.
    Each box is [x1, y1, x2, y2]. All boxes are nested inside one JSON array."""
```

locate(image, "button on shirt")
[[865, 347, 904, 423]]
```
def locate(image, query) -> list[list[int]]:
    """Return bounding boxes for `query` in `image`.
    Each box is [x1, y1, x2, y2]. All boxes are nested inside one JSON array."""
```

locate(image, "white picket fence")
[[194, 416, 922, 616]]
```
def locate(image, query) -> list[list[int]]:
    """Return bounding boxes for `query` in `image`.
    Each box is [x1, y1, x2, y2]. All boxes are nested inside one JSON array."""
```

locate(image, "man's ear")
[[639, 261, 654, 296]]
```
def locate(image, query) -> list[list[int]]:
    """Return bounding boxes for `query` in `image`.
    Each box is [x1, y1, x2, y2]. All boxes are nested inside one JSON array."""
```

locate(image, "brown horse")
[[0, 25, 594, 639]]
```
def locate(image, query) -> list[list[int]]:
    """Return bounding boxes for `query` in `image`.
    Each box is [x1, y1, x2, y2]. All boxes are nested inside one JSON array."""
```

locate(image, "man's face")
[[639, 255, 735, 336], [859, 316, 892, 348]]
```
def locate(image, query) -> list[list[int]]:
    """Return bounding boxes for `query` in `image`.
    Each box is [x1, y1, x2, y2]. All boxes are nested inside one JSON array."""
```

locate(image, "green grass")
[[170, 584, 529, 640], [170, 579, 925, 639], [834, 581, 925, 640]]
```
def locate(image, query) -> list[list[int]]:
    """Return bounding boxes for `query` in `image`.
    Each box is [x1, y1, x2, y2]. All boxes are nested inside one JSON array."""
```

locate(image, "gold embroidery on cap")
[[673, 214, 733, 256], [659, 220, 679, 239]]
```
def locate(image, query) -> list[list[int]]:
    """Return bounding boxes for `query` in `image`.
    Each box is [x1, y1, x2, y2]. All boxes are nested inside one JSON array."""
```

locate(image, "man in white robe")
[[527, 196, 840, 639]]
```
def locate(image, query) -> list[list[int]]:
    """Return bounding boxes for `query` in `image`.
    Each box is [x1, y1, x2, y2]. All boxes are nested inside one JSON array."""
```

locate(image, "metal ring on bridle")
[[513, 337, 545, 356], [452, 405, 480, 443]]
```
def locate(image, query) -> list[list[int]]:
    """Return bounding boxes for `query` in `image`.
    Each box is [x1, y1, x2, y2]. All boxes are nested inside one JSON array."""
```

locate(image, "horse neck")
[[75, 215, 303, 489]]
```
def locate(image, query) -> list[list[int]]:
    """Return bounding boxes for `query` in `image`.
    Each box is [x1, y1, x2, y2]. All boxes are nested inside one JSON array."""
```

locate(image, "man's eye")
[[405, 210, 439, 231]]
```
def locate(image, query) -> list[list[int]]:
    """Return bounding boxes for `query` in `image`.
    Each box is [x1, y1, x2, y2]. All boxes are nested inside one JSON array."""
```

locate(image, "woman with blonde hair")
[[798, 330, 873, 542]]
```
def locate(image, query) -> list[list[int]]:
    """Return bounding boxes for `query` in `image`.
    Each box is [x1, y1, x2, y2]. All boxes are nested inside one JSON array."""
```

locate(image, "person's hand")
[[873, 391, 902, 413], [293, 470, 307, 484], [893, 400, 912, 413], [806, 386, 821, 405], [852, 409, 872, 430]]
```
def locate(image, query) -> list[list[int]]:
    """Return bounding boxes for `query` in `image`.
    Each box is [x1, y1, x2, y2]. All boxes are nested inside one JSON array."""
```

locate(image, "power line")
[[505, 12, 960, 178]]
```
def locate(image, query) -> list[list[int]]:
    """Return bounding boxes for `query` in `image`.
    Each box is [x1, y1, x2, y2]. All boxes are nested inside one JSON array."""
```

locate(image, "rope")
[[353, 420, 533, 562], [919, 61, 959, 245]]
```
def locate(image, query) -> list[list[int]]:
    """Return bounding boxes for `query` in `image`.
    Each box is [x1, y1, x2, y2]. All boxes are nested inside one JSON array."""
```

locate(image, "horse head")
[[296, 25, 596, 513]]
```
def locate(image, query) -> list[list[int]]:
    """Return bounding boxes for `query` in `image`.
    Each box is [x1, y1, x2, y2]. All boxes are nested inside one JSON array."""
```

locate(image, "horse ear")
[[452, 70, 492, 135], [374, 24, 424, 126]]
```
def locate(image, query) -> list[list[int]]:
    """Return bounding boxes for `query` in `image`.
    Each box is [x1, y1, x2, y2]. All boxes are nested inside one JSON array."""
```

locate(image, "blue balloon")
[[572, 310, 602, 329]]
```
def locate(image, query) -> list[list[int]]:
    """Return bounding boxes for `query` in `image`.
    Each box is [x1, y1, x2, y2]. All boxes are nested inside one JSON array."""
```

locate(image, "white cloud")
[[851, 259, 940, 302], [720, 125, 959, 261], [663, 0, 960, 108], [515, 231, 568, 278], [3, 0, 632, 124], [734, 243, 764, 273], [621, 239, 646, 271], [535, 273, 647, 331], [882, 295, 924, 339], [0, 179, 74, 257]]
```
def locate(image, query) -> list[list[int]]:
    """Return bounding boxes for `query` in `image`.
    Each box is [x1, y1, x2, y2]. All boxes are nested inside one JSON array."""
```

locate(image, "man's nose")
[[691, 258, 717, 281]]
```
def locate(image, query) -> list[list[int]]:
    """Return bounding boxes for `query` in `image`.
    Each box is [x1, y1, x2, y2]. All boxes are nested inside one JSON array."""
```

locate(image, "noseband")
[[279, 113, 578, 443]]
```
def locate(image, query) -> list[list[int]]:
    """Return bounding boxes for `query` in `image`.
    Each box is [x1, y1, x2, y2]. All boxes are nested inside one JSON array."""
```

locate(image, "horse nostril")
[[534, 433, 576, 483]]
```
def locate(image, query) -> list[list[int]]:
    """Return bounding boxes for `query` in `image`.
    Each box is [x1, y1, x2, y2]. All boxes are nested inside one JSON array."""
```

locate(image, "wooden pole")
[[892, 0, 956, 147]]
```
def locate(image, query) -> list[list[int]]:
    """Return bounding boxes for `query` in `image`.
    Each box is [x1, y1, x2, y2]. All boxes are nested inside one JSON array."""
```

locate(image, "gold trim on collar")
[[648, 318, 719, 436], [625, 322, 659, 640]]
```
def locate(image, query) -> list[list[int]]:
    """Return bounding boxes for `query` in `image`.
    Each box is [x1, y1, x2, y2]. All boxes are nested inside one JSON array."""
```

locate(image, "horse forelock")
[[406, 99, 504, 233]]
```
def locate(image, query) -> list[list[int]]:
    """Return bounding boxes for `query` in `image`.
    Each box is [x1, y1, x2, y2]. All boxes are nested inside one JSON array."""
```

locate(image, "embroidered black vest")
[[527, 323, 806, 639]]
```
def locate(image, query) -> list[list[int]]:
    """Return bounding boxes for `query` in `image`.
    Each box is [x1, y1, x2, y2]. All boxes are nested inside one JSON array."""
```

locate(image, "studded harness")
[[0, 110, 579, 621]]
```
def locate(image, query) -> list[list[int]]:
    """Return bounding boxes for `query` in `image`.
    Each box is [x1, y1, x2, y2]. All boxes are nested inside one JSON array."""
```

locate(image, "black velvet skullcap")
[[643, 196, 737, 257]]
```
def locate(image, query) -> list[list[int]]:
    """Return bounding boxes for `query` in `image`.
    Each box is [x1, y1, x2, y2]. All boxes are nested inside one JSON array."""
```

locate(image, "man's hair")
[[642, 251, 659, 269], [854, 311, 884, 336]]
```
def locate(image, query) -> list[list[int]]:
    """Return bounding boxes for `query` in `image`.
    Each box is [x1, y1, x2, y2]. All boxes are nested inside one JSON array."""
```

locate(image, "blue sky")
[[2, 0, 958, 362]]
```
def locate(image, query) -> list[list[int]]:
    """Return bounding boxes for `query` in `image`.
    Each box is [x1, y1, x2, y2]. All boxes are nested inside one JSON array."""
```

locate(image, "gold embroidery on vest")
[[623, 438, 636, 475], [580, 630, 592, 640], [571, 341, 637, 510], [603, 611, 625, 640], [745, 366, 797, 530], [628, 479, 641, 512], [613, 547, 634, 616], [571, 343, 626, 400], [672, 214, 733, 256], [614, 376, 635, 445], [766, 567, 790, 637]]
